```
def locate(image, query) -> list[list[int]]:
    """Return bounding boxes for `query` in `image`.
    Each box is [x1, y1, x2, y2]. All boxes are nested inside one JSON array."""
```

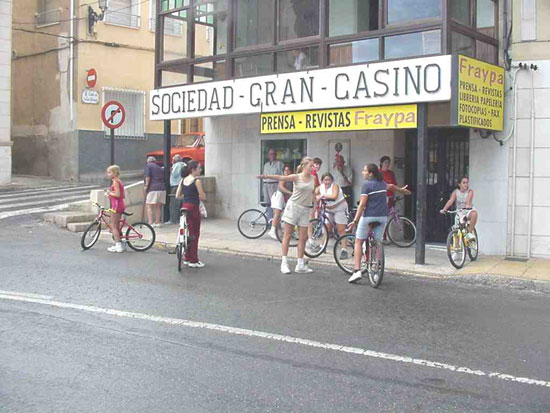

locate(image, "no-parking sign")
[[101, 101, 126, 129]]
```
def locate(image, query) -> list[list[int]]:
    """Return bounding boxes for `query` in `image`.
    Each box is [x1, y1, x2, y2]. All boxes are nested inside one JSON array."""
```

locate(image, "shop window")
[[235, 0, 275, 48], [451, 32, 474, 57], [194, 0, 228, 57], [328, 0, 378, 37], [161, 67, 188, 87], [279, 0, 319, 41], [384, 30, 440, 59], [477, 0, 496, 38], [450, 0, 471, 26], [276, 47, 318, 73], [193, 60, 226, 82], [161, 13, 188, 62], [260, 139, 307, 201], [476, 40, 497, 64], [234, 54, 273, 78], [103, 88, 146, 140], [329, 38, 379, 66], [387, 0, 441, 25], [150, 1, 186, 35], [105, 0, 141, 28], [160, 0, 190, 12]]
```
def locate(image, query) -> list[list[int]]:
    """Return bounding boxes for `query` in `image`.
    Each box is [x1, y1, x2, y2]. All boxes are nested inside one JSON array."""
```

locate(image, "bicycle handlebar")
[[441, 208, 473, 215]]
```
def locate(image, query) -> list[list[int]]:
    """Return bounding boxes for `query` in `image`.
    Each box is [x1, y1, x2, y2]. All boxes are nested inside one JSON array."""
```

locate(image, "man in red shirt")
[[380, 156, 398, 207]]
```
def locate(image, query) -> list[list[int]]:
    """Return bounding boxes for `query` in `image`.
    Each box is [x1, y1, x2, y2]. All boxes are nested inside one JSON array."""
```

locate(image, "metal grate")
[[35, 8, 61, 27], [102, 88, 146, 140]]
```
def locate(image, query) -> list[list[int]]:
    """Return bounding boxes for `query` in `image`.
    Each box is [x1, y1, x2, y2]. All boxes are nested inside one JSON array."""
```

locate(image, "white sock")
[[297, 258, 304, 267], [282, 256, 288, 264]]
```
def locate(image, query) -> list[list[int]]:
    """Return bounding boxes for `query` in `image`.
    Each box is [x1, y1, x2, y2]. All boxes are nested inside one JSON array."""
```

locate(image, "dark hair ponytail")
[[367, 163, 383, 181], [181, 160, 199, 178]]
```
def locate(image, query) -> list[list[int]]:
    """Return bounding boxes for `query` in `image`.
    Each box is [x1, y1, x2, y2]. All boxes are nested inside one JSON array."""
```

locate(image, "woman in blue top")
[[347, 164, 410, 284]]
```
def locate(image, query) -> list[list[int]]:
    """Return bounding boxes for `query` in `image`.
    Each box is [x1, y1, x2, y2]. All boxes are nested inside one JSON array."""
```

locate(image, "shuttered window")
[[105, 0, 141, 28]]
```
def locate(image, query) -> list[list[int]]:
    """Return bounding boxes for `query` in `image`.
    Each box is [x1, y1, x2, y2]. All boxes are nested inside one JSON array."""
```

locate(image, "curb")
[[152, 240, 550, 295]]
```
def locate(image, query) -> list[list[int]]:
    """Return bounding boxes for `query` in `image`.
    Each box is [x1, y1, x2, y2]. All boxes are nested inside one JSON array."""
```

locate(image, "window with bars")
[[105, 0, 141, 28], [102, 88, 146, 140], [150, 0, 184, 35], [36, 0, 61, 27]]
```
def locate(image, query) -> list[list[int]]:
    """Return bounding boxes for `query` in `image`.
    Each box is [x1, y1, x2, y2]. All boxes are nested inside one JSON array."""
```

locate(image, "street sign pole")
[[110, 127, 115, 166]]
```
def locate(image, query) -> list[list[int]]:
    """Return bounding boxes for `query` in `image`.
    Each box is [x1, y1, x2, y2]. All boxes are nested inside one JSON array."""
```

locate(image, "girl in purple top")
[[347, 164, 410, 284]]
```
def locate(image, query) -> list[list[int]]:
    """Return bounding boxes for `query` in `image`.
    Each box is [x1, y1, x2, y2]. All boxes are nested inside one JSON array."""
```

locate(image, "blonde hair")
[[107, 165, 120, 177], [296, 157, 313, 174]]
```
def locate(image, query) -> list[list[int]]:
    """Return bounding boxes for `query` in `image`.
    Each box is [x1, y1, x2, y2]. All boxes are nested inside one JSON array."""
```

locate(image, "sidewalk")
[[151, 218, 550, 293]]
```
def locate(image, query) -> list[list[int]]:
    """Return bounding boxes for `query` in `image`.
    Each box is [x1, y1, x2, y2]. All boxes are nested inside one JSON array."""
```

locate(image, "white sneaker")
[[268, 227, 278, 240], [188, 261, 205, 268], [107, 243, 124, 253], [348, 271, 362, 283], [280, 262, 291, 274], [295, 264, 313, 274]]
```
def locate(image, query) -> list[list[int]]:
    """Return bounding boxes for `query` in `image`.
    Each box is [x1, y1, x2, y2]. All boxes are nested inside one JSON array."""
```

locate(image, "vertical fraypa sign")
[[451, 55, 505, 131]]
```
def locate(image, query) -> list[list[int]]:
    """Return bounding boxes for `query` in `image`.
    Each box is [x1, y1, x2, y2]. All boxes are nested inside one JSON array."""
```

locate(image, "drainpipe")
[[527, 67, 537, 258], [69, 0, 75, 123], [510, 70, 519, 256]]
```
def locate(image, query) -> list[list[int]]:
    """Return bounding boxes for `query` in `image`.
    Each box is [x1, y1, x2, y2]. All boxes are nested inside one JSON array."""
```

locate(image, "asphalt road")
[[1, 216, 549, 412]]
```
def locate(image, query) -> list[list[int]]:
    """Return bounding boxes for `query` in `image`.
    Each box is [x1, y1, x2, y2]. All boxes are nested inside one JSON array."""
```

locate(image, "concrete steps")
[[43, 211, 97, 228], [67, 222, 94, 232]]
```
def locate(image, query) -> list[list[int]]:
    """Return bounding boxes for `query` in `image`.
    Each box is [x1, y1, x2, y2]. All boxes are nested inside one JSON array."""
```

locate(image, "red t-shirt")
[[382, 170, 397, 199], [311, 169, 320, 187]]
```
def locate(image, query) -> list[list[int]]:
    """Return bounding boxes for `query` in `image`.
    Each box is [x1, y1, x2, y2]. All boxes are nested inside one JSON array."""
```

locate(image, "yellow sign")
[[454, 55, 505, 131], [260, 105, 417, 134]]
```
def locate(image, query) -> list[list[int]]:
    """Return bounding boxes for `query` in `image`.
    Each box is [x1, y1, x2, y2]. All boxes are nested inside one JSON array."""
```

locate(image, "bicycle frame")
[[93, 203, 145, 242]]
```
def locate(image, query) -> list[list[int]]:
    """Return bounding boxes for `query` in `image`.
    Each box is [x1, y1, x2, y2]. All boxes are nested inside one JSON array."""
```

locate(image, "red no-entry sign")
[[101, 101, 126, 129], [86, 68, 97, 88]]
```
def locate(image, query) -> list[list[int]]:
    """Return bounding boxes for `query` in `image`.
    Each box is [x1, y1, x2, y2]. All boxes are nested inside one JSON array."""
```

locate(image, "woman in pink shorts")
[[105, 165, 126, 253]]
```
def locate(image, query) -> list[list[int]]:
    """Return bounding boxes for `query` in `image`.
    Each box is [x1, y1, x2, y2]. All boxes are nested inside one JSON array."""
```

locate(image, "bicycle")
[[333, 222, 385, 288], [175, 207, 190, 271], [382, 196, 417, 248], [237, 202, 299, 247], [305, 199, 355, 258], [81, 202, 156, 251], [442, 209, 479, 269]]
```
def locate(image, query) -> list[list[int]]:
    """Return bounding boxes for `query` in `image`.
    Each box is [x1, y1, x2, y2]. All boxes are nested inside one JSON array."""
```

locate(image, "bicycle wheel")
[[467, 229, 479, 261], [126, 222, 156, 252], [275, 222, 299, 247], [305, 219, 329, 258], [237, 209, 269, 239], [81, 221, 101, 250], [367, 239, 385, 288], [177, 242, 185, 271], [386, 216, 417, 248], [333, 234, 368, 275], [446, 229, 466, 269]]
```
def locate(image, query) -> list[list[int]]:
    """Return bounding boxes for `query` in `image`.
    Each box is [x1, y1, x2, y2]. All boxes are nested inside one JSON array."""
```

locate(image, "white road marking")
[[0, 202, 85, 220], [0, 290, 53, 300], [0, 292, 548, 389]]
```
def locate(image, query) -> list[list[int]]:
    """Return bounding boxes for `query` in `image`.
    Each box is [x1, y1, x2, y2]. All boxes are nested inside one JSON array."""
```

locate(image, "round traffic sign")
[[101, 100, 126, 129], [86, 68, 97, 88]]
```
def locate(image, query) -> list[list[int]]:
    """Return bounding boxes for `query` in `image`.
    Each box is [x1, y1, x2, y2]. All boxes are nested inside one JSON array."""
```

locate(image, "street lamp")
[[88, 0, 108, 35]]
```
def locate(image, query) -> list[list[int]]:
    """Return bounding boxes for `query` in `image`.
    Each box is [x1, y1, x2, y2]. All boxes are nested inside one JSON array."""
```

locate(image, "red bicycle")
[[81, 203, 156, 251]]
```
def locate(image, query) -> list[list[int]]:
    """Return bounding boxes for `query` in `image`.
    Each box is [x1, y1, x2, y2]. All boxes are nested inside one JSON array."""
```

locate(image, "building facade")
[[11, 0, 199, 181], [148, 0, 547, 259], [0, 0, 11, 185]]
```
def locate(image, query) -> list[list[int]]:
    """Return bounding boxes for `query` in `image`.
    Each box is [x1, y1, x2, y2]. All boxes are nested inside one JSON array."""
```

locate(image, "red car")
[[146, 132, 205, 167]]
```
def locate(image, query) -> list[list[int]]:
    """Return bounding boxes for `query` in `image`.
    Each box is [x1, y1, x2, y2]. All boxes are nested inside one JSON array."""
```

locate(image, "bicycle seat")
[[369, 222, 381, 229], [122, 211, 133, 216], [260, 202, 269, 208]]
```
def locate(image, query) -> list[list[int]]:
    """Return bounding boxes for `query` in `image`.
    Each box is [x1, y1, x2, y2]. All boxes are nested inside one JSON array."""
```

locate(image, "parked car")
[[146, 132, 205, 168]]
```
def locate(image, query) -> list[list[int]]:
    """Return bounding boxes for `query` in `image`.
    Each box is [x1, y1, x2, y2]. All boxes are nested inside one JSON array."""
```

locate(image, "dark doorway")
[[405, 128, 469, 243]]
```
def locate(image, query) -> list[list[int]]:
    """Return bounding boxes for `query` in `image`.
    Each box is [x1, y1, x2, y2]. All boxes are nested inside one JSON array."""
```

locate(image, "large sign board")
[[451, 55, 505, 131], [260, 105, 418, 134], [150, 55, 452, 121]]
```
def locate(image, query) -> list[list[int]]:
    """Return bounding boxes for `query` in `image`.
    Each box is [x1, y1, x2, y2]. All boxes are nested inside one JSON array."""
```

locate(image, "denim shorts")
[[356, 216, 387, 240]]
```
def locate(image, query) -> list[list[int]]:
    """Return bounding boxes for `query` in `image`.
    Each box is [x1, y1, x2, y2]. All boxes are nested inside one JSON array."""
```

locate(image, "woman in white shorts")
[[315, 172, 348, 239], [267, 165, 293, 240], [259, 157, 315, 274]]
